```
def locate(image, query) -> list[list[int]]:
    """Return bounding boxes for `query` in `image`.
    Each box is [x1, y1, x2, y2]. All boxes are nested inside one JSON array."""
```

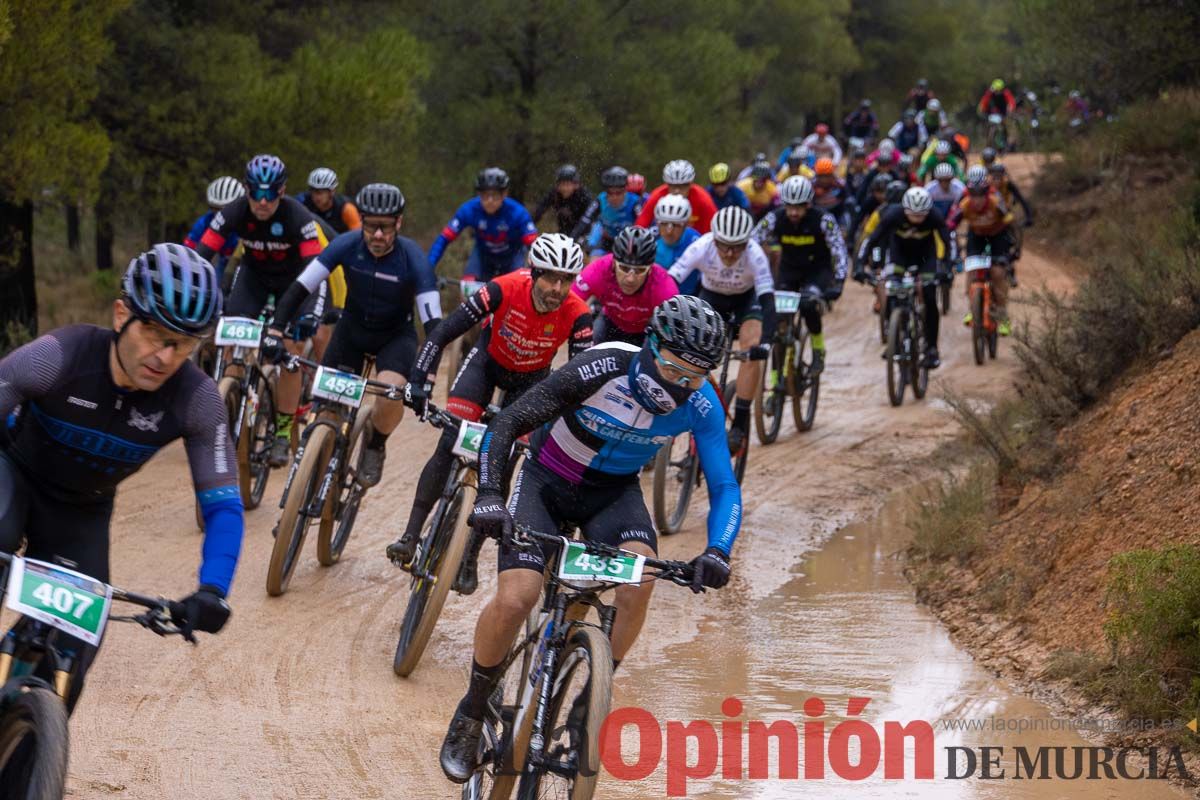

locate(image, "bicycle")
[[439, 277, 486, 401], [754, 287, 823, 443], [462, 525, 694, 800], [0, 552, 191, 799], [965, 250, 1002, 365], [266, 355, 402, 596], [985, 113, 1009, 153], [390, 398, 527, 677], [870, 264, 929, 407]]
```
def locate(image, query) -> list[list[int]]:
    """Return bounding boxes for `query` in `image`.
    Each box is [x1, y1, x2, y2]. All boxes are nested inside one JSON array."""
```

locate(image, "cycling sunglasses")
[[248, 185, 282, 202], [615, 261, 650, 276]]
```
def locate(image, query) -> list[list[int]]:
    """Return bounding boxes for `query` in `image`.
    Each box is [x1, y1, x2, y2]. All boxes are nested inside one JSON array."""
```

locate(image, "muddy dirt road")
[[55, 155, 1179, 799]]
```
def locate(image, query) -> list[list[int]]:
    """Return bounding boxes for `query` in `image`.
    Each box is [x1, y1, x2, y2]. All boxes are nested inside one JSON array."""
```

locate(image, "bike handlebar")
[[281, 355, 405, 401], [509, 524, 696, 588]]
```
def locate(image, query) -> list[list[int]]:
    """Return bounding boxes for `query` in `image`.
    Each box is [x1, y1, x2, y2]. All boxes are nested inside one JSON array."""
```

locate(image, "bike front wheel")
[[722, 382, 749, 483], [318, 411, 370, 567], [788, 331, 820, 432], [267, 425, 333, 596], [972, 289, 986, 366], [885, 308, 907, 407], [753, 342, 785, 445], [0, 685, 69, 800], [244, 367, 277, 510], [652, 434, 698, 535]]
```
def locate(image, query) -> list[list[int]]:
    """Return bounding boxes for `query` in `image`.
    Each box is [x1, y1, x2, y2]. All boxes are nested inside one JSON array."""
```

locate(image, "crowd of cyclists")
[[0, 75, 1040, 792]]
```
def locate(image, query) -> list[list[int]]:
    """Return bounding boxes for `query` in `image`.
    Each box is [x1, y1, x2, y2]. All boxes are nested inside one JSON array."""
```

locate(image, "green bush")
[[908, 464, 994, 564]]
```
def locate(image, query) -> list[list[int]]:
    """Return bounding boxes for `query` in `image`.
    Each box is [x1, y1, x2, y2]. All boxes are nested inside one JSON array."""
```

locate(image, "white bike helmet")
[[934, 139, 952, 156], [928, 98, 942, 112], [662, 159, 696, 185], [307, 167, 339, 190], [711, 206, 754, 245], [654, 194, 692, 224], [206, 176, 245, 208], [902, 186, 933, 215], [932, 162, 955, 181], [878, 138, 896, 158], [528, 233, 584, 275], [780, 175, 815, 205]]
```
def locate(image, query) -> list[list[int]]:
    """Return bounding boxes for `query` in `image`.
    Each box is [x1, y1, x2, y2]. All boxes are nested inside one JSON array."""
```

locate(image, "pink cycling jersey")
[[572, 254, 678, 334]]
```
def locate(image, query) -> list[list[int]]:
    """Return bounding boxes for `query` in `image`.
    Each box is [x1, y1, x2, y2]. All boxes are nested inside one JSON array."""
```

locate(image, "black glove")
[[468, 493, 512, 540], [824, 284, 843, 302], [404, 379, 429, 419], [749, 343, 771, 361], [260, 332, 286, 363], [690, 547, 732, 593], [170, 585, 231, 638], [321, 307, 344, 325]]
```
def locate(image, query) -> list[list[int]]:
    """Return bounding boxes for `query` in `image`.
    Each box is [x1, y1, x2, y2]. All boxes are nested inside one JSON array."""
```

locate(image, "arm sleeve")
[[0, 334, 67, 417], [634, 190, 657, 228], [184, 215, 209, 249], [341, 202, 361, 231], [476, 349, 618, 495], [571, 198, 602, 239], [750, 242, 775, 297], [428, 202, 472, 267], [532, 190, 553, 224], [410, 280, 503, 382], [691, 388, 742, 555], [691, 188, 717, 233], [182, 381, 244, 595], [752, 212, 776, 246], [1010, 183, 1033, 220], [821, 213, 849, 280], [271, 258, 332, 327], [195, 206, 238, 261]]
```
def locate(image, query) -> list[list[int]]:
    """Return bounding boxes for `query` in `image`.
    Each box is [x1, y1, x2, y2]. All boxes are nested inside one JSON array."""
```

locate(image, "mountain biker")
[[855, 186, 955, 368], [855, 180, 910, 311], [573, 226, 677, 346], [571, 165, 644, 257], [0, 245, 241, 712], [753, 176, 848, 376], [925, 162, 966, 218], [951, 166, 1015, 335], [192, 154, 325, 467], [917, 138, 965, 181], [905, 78, 935, 112], [387, 234, 593, 593], [635, 159, 718, 234], [850, 173, 893, 244], [707, 163, 751, 211], [627, 172, 648, 205], [184, 176, 244, 284], [920, 98, 948, 137], [978, 146, 998, 169], [844, 99, 880, 142], [261, 183, 441, 487], [776, 148, 815, 182], [297, 167, 362, 235], [979, 79, 1017, 149], [532, 163, 594, 235], [987, 162, 1033, 287], [843, 148, 870, 217], [775, 137, 804, 170], [811, 158, 851, 230], [867, 137, 900, 169], [801, 123, 844, 165], [887, 109, 926, 153], [854, 148, 905, 211], [436, 294, 741, 784], [736, 160, 781, 221], [429, 167, 539, 281], [652, 194, 702, 293], [668, 206, 775, 453]]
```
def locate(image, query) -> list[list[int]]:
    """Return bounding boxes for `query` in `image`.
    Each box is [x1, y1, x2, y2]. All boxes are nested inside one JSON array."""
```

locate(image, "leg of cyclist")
[[990, 231, 1012, 336], [921, 259, 941, 368], [272, 281, 327, 465], [963, 231, 986, 326], [361, 330, 416, 486], [732, 314, 762, 450]]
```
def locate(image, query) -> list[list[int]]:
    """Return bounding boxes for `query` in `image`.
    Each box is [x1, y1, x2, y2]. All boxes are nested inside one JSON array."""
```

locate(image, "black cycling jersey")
[[194, 196, 323, 279], [532, 186, 594, 234], [297, 191, 357, 234], [755, 207, 848, 289], [861, 204, 954, 270]]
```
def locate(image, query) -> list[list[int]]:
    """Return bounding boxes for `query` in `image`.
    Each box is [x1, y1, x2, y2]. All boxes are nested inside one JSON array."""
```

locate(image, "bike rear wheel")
[[515, 626, 614, 800], [0, 686, 69, 800], [394, 469, 476, 677], [318, 410, 371, 567], [753, 341, 785, 445], [885, 308, 907, 407], [722, 382, 749, 483], [267, 425, 333, 596], [244, 367, 277, 509], [652, 434, 698, 535], [788, 330, 820, 432], [972, 289, 986, 366]]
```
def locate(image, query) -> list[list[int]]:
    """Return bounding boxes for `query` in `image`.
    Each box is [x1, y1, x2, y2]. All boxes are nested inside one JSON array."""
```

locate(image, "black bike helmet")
[[556, 163, 580, 183], [885, 180, 908, 203], [980, 147, 998, 165], [601, 165, 629, 189], [122, 243, 222, 336], [355, 183, 406, 216], [475, 167, 510, 191], [871, 173, 892, 192], [612, 226, 657, 267], [647, 295, 726, 371]]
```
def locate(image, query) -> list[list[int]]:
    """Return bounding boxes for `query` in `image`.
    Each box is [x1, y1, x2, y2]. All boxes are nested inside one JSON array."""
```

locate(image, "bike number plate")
[[4, 558, 113, 646], [451, 420, 487, 463], [964, 255, 992, 272], [461, 280, 484, 298], [774, 291, 802, 314], [556, 538, 646, 584], [311, 366, 366, 408], [988, 113, 1003, 125], [214, 316, 264, 348]]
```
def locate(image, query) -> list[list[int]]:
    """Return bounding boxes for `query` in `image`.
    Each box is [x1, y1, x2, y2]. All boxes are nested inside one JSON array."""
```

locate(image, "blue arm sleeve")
[[691, 386, 742, 555], [197, 487, 243, 595], [587, 221, 603, 250]]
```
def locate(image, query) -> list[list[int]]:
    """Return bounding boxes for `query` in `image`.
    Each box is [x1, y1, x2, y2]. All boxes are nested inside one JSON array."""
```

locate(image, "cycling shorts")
[[498, 458, 657, 574], [227, 265, 327, 338], [321, 315, 418, 379], [966, 230, 1013, 259], [699, 287, 763, 327], [445, 331, 549, 422], [777, 265, 834, 294]]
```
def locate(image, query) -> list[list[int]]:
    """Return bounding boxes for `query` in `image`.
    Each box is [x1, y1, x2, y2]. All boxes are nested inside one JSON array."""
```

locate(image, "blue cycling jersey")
[[586, 193, 644, 251], [428, 197, 538, 268], [655, 227, 702, 294], [708, 184, 751, 212]]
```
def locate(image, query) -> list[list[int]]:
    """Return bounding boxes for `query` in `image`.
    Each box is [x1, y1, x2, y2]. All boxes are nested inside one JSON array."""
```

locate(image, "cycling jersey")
[[801, 133, 844, 165], [755, 207, 848, 288], [887, 120, 926, 152], [533, 185, 594, 234], [572, 192, 643, 251], [297, 191, 362, 234], [978, 88, 1017, 117], [996, 179, 1034, 223], [776, 164, 815, 183], [572, 255, 678, 335], [843, 109, 879, 140], [906, 88, 935, 112], [635, 185, 717, 234], [195, 196, 323, 280], [0, 325, 242, 593], [668, 234, 774, 297], [654, 227, 702, 294], [735, 178, 781, 220], [477, 342, 741, 554], [924, 179, 966, 218], [916, 153, 964, 181], [427, 197, 538, 269], [277, 230, 440, 332], [707, 183, 750, 211], [184, 211, 238, 256], [860, 205, 955, 268], [952, 193, 1013, 237]]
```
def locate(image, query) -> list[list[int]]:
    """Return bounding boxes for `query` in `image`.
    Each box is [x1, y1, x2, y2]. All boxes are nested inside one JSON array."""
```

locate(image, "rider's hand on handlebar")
[[403, 380, 429, 420], [852, 267, 868, 284], [749, 343, 772, 361], [261, 330, 286, 363], [689, 547, 732, 593], [169, 585, 231, 638], [468, 494, 513, 541], [823, 284, 844, 302]]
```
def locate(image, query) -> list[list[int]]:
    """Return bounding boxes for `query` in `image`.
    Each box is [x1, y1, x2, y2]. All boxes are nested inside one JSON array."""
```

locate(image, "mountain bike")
[[462, 525, 693, 800], [390, 398, 527, 677], [439, 277, 485, 401], [266, 355, 402, 597], [985, 113, 1008, 153], [872, 264, 929, 407], [0, 553, 191, 799], [965, 251, 1002, 365], [754, 287, 823, 443]]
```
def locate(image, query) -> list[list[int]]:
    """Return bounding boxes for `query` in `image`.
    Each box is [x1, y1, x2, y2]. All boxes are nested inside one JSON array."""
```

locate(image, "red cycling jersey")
[[484, 270, 592, 371]]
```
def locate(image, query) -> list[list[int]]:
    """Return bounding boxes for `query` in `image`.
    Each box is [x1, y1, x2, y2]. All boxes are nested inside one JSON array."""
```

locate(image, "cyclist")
[[532, 163, 593, 235], [920, 98, 948, 138], [844, 99, 880, 142], [812, 158, 851, 230], [652, 194, 702, 293], [801, 123, 844, 165], [905, 78, 935, 112], [978, 146, 999, 169], [429, 167, 538, 282], [707, 162, 750, 211], [978, 79, 1017, 148], [988, 162, 1034, 230], [843, 147, 870, 219], [627, 172, 648, 205], [775, 137, 805, 170], [571, 165, 643, 257], [573, 226, 677, 346], [855, 147, 905, 210], [887, 109, 926, 154], [849, 173, 893, 244], [754, 176, 848, 376], [635, 159, 718, 234], [387, 234, 592, 592], [184, 176, 244, 284], [668, 206, 775, 453], [437, 295, 741, 784], [867, 137, 900, 169], [776, 147, 815, 182], [736, 160, 781, 221], [951, 166, 1014, 335], [0, 245, 240, 711], [261, 184, 441, 486], [925, 162, 966, 218], [192, 154, 325, 467], [897, 153, 920, 186], [855, 186, 955, 368], [917, 139, 965, 181], [854, 179, 909, 311], [297, 167, 362, 235]]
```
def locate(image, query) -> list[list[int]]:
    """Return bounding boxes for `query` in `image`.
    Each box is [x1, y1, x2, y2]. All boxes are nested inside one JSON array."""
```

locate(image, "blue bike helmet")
[[122, 243, 222, 336], [245, 154, 288, 194]]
